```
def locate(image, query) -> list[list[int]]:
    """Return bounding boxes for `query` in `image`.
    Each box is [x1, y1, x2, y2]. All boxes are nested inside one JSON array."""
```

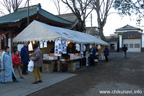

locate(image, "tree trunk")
[[99, 28, 105, 40], [98, 20, 105, 40], [98, 25, 105, 41], [77, 20, 86, 32]]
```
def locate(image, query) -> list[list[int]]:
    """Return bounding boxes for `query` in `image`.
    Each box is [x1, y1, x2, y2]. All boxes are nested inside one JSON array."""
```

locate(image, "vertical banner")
[[81, 44, 84, 54], [17, 44, 24, 52], [44, 41, 47, 48], [8, 38, 11, 53], [28, 42, 33, 51], [98, 45, 101, 49], [54, 40, 62, 56], [89, 44, 92, 49], [40, 41, 43, 48], [61, 40, 67, 54], [76, 44, 80, 51]]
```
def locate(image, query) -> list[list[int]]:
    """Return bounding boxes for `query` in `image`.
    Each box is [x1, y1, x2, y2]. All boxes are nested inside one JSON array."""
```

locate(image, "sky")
[[0, 0, 143, 36]]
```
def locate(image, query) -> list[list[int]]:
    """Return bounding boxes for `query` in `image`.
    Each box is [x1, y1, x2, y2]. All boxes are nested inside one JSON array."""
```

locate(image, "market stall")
[[13, 20, 108, 72]]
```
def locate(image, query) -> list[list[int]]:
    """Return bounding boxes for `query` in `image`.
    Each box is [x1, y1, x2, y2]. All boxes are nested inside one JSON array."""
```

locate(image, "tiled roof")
[[0, 4, 72, 25], [116, 25, 142, 31], [57, 13, 77, 22]]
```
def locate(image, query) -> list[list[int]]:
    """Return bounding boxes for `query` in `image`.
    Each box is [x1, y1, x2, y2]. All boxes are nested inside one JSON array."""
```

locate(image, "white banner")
[[81, 44, 84, 54], [54, 40, 62, 56], [76, 44, 80, 51], [44, 41, 47, 48], [61, 40, 67, 54], [40, 41, 43, 48]]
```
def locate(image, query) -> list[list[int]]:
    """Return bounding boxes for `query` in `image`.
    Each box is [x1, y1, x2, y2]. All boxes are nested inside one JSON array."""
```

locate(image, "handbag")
[[28, 60, 34, 72]]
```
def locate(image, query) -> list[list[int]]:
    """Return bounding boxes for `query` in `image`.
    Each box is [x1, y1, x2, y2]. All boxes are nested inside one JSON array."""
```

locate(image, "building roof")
[[115, 25, 142, 31], [57, 13, 77, 22], [57, 13, 78, 29], [0, 4, 72, 25]]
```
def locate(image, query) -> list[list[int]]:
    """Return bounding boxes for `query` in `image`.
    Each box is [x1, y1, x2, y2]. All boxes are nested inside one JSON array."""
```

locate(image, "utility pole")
[[15, 0, 18, 11], [27, 0, 30, 25], [90, 13, 92, 35]]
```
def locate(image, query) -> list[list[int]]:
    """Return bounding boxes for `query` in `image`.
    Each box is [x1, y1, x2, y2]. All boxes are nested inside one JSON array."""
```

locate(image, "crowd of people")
[[89, 45, 109, 66], [0, 42, 43, 84], [0, 42, 128, 84]]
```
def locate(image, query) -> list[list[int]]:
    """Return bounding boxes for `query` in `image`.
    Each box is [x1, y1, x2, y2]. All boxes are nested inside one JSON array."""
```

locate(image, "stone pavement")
[[0, 72, 76, 96]]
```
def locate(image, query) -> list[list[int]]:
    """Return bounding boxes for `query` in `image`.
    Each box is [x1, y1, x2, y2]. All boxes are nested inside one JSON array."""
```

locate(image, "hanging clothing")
[[0, 52, 17, 82]]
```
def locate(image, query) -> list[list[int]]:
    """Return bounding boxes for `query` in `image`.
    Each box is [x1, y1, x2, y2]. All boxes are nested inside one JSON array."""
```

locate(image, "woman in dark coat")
[[31, 44, 43, 84]]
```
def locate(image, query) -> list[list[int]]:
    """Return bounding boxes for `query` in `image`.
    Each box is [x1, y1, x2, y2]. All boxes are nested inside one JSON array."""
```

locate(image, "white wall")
[[123, 39, 141, 52], [142, 34, 144, 48]]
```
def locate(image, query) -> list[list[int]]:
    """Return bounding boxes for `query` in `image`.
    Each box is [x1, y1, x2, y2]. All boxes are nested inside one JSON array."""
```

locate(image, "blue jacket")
[[89, 48, 96, 58], [20, 46, 29, 64], [104, 47, 109, 56]]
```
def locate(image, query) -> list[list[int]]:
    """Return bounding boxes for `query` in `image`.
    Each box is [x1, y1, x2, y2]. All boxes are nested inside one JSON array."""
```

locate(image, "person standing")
[[67, 44, 75, 54], [89, 44, 96, 66], [104, 46, 109, 62], [20, 42, 29, 75], [31, 44, 43, 84], [12, 50, 24, 79], [122, 45, 128, 58], [0, 46, 19, 83]]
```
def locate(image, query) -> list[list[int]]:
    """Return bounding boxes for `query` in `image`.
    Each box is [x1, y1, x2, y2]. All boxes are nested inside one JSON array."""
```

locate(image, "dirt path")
[[29, 52, 144, 96]]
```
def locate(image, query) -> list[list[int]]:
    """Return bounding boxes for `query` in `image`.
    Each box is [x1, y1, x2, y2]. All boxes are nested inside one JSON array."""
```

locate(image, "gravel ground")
[[29, 52, 144, 96]]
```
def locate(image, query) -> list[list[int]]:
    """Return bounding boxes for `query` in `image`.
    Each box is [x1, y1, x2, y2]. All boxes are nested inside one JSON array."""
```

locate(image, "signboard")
[[81, 44, 84, 54], [17, 44, 24, 51], [54, 40, 62, 56], [28, 42, 33, 51], [61, 40, 67, 54], [44, 41, 47, 48], [76, 44, 80, 51], [40, 41, 43, 48]]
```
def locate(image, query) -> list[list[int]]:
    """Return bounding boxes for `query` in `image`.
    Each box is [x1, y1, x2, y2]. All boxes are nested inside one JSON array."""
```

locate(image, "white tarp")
[[13, 20, 108, 45]]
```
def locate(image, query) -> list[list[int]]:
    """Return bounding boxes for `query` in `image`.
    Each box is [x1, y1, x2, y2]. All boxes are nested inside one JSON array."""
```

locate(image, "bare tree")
[[0, 0, 29, 14], [51, 0, 61, 15], [92, 0, 114, 40], [0, 8, 5, 16], [61, 0, 93, 32]]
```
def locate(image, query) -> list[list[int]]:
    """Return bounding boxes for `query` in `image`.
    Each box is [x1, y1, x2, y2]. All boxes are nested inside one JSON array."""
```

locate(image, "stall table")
[[42, 59, 58, 72], [60, 57, 86, 72]]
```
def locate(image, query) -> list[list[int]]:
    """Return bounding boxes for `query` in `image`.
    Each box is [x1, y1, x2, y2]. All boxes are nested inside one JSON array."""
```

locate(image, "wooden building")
[[0, 4, 73, 50]]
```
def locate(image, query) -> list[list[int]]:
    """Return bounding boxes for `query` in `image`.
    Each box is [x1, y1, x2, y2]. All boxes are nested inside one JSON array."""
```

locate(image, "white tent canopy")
[[13, 20, 108, 45]]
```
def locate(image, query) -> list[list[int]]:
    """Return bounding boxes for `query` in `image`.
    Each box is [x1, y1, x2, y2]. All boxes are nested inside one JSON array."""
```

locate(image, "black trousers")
[[105, 55, 109, 62], [22, 63, 28, 74], [90, 58, 94, 66]]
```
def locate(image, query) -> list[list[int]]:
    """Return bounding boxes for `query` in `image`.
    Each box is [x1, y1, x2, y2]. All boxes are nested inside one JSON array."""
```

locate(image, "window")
[[129, 44, 133, 48], [124, 44, 128, 48], [135, 44, 140, 48]]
